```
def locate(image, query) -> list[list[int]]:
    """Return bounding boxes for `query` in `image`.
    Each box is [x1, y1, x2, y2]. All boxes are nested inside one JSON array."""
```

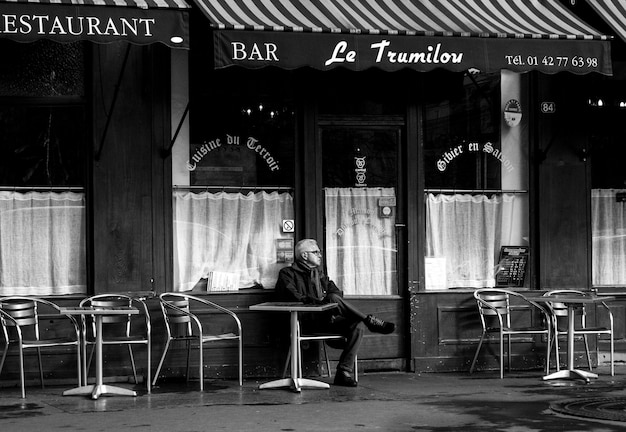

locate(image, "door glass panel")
[[322, 127, 398, 295]]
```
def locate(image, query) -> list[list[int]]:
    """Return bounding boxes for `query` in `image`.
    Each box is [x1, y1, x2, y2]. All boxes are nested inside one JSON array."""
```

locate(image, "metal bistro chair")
[[282, 322, 358, 382], [543, 289, 614, 376], [79, 294, 152, 393], [470, 288, 551, 378], [0, 296, 82, 398], [152, 293, 243, 390]]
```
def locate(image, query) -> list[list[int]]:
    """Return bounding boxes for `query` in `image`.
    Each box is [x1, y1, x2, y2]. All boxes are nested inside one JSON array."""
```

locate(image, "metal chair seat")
[[470, 288, 551, 378], [152, 293, 243, 390], [543, 289, 614, 376], [80, 294, 152, 393], [283, 323, 358, 381], [0, 296, 82, 398]]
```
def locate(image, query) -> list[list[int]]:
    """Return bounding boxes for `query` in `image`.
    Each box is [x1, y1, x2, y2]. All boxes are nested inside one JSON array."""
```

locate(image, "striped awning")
[[0, 0, 191, 48], [586, 0, 626, 44], [200, 0, 612, 74]]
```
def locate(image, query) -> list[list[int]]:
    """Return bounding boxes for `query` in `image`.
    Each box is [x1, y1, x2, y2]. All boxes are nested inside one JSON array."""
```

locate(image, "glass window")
[[0, 40, 84, 97], [589, 79, 626, 286], [322, 126, 399, 296], [173, 67, 296, 291], [0, 40, 86, 297], [423, 71, 529, 290]]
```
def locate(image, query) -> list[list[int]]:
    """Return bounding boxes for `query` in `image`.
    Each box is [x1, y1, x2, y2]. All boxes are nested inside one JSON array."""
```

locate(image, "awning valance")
[[586, 0, 626, 44], [199, 0, 612, 75], [0, 0, 190, 49]]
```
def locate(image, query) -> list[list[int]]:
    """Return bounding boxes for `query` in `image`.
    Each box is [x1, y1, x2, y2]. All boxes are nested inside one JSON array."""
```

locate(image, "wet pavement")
[[2, 367, 626, 431]]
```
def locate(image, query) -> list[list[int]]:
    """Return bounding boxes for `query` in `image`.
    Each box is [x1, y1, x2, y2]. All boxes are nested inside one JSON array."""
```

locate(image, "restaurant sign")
[[214, 30, 612, 75], [0, 3, 189, 48]]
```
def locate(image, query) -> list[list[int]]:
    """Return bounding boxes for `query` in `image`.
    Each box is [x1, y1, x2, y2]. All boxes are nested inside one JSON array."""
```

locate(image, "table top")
[[526, 295, 615, 304], [60, 306, 139, 315], [250, 302, 338, 312]]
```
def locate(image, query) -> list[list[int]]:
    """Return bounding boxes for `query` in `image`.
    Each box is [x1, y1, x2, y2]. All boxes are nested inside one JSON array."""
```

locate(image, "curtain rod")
[[425, 189, 528, 194], [0, 186, 85, 192], [173, 185, 294, 191]]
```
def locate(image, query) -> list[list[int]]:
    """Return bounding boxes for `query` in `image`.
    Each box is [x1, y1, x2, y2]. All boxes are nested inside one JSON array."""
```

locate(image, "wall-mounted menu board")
[[495, 246, 529, 287]]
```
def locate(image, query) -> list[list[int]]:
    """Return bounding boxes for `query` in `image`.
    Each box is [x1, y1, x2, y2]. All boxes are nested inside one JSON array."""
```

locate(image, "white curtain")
[[324, 187, 397, 296], [425, 193, 518, 288], [0, 191, 86, 296], [592, 189, 626, 285], [173, 190, 294, 291]]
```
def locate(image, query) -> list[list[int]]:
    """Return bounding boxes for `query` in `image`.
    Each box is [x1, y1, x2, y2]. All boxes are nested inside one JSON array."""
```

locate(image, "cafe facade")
[[2, 0, 626, 383]]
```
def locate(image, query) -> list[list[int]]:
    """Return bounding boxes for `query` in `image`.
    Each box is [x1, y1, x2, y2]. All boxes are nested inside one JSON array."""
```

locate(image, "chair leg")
[[506, 333, 511, 375], [469, 332, 486, 373], [0, 343, 8, 377], [82, 339, 88, 384], [127, 345, 138, 384], [146, 338, 151, 393], [18, 342, 25, 399], [282, 347, 291, 378], [554, 336, 561, 371], [85, 344, 96, 381], [322, 342, 331, 377], [75, 341, 82, 387], [238, 338, 243, 386], [36, 347, 44, 388], [152, 338, 171, 387], [545, 330, 550, 375], [500, 333, 505, 379], [610, 333, 615, 376], [296, 339, 303, 379], [185, 340, 191, 384], [198, 340, 204, 392], [583, 335, 592, 371]]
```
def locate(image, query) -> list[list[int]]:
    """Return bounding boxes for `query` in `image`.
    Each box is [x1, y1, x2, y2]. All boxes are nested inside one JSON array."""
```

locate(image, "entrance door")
[[318, 123, 406, 369]]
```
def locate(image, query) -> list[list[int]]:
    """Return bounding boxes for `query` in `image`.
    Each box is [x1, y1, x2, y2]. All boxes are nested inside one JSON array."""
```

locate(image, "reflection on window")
[[589, 83, 626, 285], [0, 191, 86, 295], [425, 193, 527, 289], [178, 67, 297, 292], [423, 71, 528, 289], [321, 127, 399, 295], [424, 72, 500, 190], [173, 191, 294, 291], [592, 189, 626, 285], [0, 106, 85, 187], [0, 41, 86, 296], [324, 188, 397, 295], [0, 40, 84, 97]]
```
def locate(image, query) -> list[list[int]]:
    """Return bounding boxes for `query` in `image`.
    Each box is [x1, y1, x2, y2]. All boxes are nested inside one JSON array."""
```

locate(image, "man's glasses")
[[306, 250, 322, 256]]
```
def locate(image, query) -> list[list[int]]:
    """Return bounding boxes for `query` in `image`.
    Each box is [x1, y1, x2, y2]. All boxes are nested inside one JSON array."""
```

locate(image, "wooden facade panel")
[[537, 74, 589, 290], [437, 306, 480, 344], [92, 43, 170, 294]]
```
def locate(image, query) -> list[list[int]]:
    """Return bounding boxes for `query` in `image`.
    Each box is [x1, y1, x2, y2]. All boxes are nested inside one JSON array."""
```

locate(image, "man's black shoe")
[[334, 371, 357, 387], [365, 315, 395, 334]]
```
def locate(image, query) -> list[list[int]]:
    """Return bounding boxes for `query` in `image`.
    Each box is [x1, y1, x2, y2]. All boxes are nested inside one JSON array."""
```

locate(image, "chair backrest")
[[80, 295, 135, 337], [544, 289, 586, 325], [475, 289, 510, 318], [159, 294, 193, 337], [0, 298, 41, 341], [0, 300, 37, 326]]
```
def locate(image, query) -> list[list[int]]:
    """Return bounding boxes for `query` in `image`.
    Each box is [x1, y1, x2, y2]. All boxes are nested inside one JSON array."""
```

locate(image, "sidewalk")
[[2, 367, 626, 431]]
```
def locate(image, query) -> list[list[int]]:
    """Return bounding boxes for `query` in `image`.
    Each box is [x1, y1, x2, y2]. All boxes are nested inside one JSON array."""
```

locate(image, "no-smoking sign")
[[282, 219, 295, 233]]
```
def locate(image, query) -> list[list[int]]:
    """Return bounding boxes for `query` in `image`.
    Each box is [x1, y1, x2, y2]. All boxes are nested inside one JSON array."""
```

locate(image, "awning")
[[586, 0, 626, 44], [0, 0, 190, 48], [199, 0, 612, 75]]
